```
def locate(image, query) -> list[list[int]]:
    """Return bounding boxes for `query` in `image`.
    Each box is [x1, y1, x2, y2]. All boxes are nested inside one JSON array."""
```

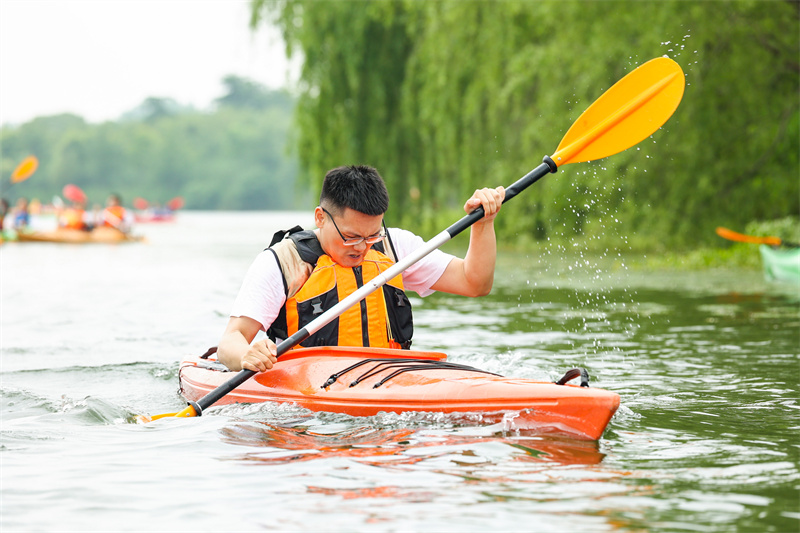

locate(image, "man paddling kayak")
[[218, 165, 504, 372]]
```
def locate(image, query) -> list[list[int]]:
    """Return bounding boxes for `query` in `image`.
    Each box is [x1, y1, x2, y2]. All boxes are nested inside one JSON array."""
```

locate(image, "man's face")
[[315, 206, 383, 268]]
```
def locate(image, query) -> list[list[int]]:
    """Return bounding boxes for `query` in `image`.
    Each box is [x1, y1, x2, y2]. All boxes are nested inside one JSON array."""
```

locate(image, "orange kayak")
[[179, 346, 620, 440], [15, 227, 144, 243]]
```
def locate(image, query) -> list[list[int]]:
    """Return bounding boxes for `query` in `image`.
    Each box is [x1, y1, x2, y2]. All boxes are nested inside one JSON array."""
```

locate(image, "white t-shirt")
[[230, 227, 454, 331]]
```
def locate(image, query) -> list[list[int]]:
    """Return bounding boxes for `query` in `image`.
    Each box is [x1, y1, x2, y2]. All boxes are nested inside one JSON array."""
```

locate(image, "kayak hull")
[[15, 227, 143, 243], [179, 346, 620, 440], [759, 245, 800, 283]]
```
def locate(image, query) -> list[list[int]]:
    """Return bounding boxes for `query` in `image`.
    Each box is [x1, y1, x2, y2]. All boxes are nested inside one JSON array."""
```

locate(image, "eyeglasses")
[[321, 207, 386, 246]]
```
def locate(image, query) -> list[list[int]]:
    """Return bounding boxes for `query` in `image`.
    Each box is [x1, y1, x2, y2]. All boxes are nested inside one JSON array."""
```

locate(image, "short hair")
[[320, 165, 389, 216]]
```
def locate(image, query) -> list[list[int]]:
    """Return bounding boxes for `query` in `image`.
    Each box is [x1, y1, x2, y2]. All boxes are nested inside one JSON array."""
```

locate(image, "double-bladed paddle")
[[2, 156, 39, 197], [141, 56, 685, 422], [10, 156, 39, 185], [716, 227, 799, 248]]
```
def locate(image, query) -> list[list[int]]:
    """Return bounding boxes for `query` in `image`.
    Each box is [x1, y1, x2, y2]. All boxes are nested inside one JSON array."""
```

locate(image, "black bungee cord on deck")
[[320, 358, 503, 389], [320, 359, 592, 389]]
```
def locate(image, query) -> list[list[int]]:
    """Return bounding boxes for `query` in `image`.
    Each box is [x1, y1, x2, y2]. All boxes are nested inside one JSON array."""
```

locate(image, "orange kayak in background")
[[15, 227, 144, 244], [179, 346, 620, 440]]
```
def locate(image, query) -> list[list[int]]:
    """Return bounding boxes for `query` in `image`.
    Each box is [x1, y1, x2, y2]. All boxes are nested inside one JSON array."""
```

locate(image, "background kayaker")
[[98, 194, 134, 232], [58, 200, 92, 231], [11, 197, 30, 230], [217, 165, 505, 372]]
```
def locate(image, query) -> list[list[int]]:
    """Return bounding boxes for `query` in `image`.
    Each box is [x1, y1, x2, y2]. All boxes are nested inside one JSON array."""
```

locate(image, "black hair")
[[320, 165, 389, 216]]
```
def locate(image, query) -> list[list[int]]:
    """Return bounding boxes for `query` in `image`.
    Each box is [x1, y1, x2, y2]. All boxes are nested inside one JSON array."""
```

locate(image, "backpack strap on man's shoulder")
[[288, 230, 325, 267], [369, 224, 397, 262], [266, 225, 308, 298], [269, 225, 305, 248], [381, 224, 398, 263], [267, 225, 325, 269]]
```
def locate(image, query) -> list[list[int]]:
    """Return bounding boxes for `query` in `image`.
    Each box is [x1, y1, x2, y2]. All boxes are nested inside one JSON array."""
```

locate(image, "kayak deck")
[[179, 346, 620, 440]]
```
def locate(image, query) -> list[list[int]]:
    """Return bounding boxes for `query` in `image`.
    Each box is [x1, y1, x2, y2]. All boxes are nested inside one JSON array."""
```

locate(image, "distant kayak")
[[179, 346, 621, 440], [759, 245, 800, 283], [134, 212, 175, 223], [15, 226, 144, 244]]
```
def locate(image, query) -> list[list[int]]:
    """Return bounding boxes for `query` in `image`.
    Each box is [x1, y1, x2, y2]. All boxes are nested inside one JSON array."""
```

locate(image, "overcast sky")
[[0, 0, 299, 125]]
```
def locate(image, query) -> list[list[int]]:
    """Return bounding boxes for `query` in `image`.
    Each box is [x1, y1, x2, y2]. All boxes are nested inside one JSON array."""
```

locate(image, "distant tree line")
[[254, 0, 799, 250], [0, 76, 304, 211], [3, 2, 797, 251]]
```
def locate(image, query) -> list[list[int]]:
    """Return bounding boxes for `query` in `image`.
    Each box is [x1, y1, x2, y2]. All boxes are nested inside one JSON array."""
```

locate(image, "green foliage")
[[119, 97, 195, 122], [629, 215, 800, 271], [0, 81, 302, 211], [215, 75, 295, 111], [745, 216, 800, 244], [256, 0, 799, 250]]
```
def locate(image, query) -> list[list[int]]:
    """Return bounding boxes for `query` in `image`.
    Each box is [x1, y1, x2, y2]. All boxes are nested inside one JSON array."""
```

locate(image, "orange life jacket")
[[60, 208, 86, 230], [103, 205, 126, 227], [267, 228, 413, 350]]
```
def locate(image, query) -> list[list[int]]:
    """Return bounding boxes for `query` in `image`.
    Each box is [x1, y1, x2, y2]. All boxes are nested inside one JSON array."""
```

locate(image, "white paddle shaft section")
[[303, 230, 452, 336]]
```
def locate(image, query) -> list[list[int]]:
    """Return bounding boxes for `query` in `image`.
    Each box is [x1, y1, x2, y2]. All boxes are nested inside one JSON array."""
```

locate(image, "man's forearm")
[[462, 221, 497, 296], [217, 331, 249, 371]]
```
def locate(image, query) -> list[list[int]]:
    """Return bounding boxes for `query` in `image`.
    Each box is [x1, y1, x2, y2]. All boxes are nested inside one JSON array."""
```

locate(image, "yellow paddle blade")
[[11, 156, 39, 183], [135, 404, 197, 423], [552, 57, 685, 167], [716, 227, 782, 246]]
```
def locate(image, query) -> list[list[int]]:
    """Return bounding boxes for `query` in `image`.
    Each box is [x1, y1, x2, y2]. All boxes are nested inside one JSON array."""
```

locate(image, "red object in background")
[[167, 197, 184, 210], [133, 197, 149, 210], [62, 184, 87, 204]]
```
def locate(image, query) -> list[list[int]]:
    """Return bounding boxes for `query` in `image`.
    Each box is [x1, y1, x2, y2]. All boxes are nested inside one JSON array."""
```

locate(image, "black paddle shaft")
[[445, 156, 557, 237], [193, 324, 315, 412]]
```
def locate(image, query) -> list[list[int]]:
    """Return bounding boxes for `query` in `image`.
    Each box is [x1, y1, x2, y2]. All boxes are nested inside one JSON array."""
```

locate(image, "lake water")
[[2, 211, 798, 532]]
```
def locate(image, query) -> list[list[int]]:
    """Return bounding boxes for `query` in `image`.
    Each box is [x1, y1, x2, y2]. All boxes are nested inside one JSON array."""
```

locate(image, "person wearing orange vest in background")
[[59, 200, 91, 230], [217, 165, 505, 373], [99, 194, 133, 232]]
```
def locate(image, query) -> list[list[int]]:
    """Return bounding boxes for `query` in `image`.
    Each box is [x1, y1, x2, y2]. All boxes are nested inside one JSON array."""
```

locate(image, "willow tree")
[[254, 0, 798, 249], [254, 1, 415, 215]]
